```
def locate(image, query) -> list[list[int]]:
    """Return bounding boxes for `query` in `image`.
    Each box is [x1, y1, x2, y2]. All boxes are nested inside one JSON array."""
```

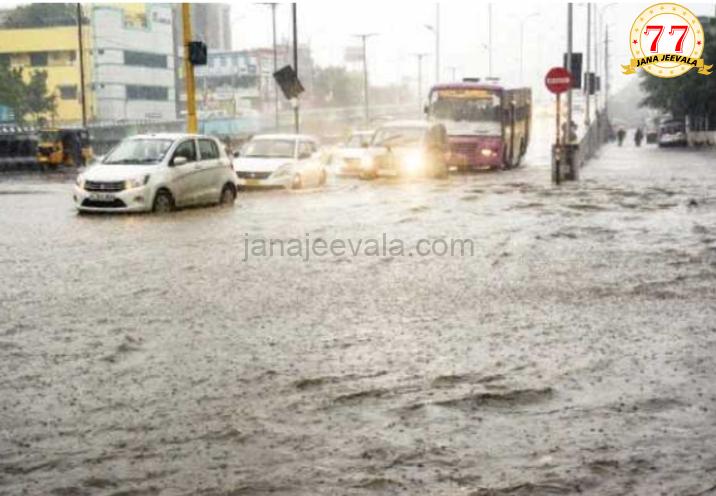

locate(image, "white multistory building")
[[89, 4, 176, 122]]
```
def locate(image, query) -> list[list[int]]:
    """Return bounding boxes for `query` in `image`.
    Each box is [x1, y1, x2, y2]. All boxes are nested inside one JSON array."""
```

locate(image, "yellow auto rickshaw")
[[36, 128, 92, 167]]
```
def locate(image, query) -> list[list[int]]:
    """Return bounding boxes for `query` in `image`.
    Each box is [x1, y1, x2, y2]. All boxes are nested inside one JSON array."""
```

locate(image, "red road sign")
[[545, 67, 572, 94]]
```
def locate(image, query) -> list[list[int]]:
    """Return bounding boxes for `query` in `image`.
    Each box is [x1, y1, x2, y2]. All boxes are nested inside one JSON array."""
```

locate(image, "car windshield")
[[103, 139, 173, 165], [346, 134, 371, 147], [372, 127, 425, 147], [242, 139, 295, 158]]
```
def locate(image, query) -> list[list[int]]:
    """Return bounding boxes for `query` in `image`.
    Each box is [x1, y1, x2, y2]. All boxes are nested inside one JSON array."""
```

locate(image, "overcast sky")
[[229, 1, 716, 100]]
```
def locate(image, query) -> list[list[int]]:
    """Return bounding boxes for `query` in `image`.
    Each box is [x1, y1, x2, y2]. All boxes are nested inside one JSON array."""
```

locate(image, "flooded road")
[[1, 140, 716, 495]]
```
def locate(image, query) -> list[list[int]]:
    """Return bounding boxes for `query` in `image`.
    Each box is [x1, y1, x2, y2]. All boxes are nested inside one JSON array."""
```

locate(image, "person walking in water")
[[617, 127, 626, 146], [634, 127, 644, 147]]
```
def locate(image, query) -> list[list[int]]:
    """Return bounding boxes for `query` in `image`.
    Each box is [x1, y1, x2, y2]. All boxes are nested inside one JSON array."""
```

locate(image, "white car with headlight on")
[[74, 133, 238, 213], [360, 121, 449, 180], [328, 130, 374, 176], [233, 134, 327, 189]]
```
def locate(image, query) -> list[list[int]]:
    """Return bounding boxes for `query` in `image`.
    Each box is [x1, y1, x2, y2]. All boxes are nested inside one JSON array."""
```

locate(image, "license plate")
[[245, 179, 260, 186], [89, 193, 115, 202]]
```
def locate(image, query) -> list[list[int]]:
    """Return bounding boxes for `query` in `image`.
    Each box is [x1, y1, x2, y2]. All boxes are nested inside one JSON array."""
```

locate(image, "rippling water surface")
[[1, 138, 716, 495]]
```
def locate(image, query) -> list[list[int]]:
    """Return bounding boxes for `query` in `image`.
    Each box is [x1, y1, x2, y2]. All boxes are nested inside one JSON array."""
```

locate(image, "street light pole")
[[413, 53, 428, 115], [435, 4, 440, 83], [566, 3, 573, 145], [270, 4, 279, 130], [585, 3, 591, 126], [353, 33, 377, 123], [291, 3, 299, 133], [519, 13, 539, 85], [488, 3, 493, 78]]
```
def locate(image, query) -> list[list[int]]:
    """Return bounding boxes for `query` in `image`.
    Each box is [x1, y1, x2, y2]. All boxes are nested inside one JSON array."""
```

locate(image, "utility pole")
[[435, 4, 440, 83], [519, 13, 539, 85], [292, 3, 299, 133], [181, 3, 198, 133], [566, 3, 573, 145], [353, 33, 377, 123], [604, 24, 610, 118], [261, 3, 279, 130], [585, 3, 591, 126], [76, 3, 87, 128], [488, 3, 493, 78], [414, 53, 428, 115]]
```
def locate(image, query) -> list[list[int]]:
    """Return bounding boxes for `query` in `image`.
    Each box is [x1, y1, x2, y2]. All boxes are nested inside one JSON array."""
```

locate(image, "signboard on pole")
[[562, 52, 582, 88], [545, 67, 572, 94], [273, 65, 305, 100], [545, 66, 572, 185]]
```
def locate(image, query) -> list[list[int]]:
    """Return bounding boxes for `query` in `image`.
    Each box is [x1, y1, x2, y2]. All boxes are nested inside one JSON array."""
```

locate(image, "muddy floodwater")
[[1, 139, 716, 495]]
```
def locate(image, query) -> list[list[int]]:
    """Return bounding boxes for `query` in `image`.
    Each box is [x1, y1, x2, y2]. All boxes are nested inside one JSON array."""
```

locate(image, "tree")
[[312, 66, 363, 107], [0, 63, 28, 121], [2, 3, 77, 29], [25, 71, 57, 124], [0, 64, 55, 124], [639, 19, 716, 127]]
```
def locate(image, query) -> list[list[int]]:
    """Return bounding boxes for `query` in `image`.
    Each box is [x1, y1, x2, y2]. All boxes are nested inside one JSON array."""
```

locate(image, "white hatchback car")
[[74, 133, 238, 213], [232, 134, 326, 189]]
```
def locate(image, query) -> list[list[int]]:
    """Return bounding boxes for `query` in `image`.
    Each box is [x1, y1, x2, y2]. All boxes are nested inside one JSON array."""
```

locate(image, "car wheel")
[[291, 173, 303, 190], [153, 189, 175, 213], [219, 183, 236, 206], [318, 168, 327, 186]]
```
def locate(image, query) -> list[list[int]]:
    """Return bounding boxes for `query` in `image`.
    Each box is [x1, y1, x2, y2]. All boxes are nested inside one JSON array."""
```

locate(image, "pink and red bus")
[[426, 81, 531, 171]]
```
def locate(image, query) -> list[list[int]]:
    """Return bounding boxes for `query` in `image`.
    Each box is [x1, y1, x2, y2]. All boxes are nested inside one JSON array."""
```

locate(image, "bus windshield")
[[429, 89, 502, 136]]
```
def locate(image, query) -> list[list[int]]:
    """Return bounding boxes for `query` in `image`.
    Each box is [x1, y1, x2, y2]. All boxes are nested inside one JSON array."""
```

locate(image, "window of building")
[[0, 54, 9, 66], [198, 139, 219, 160], [124, 50, 167, 68], [126, 85, 168, 101], [30, 52, 48, 67], [58, 85, 78, 100]]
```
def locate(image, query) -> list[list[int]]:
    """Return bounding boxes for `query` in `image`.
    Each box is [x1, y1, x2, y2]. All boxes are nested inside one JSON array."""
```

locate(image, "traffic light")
[[188, 41, 207, 65], [562, 52, 582, 89], [585, 72, 597, 95], [273, 65, 305, 100]]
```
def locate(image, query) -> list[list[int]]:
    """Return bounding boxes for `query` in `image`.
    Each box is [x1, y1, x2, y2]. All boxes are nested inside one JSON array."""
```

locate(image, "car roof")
[[129, 133, 217, 141], [252, 133, 318, 141]]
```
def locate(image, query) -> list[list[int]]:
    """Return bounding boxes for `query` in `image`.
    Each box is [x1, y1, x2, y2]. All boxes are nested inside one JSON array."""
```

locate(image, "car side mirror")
[[361, 142, 369, 148], [299, 152, 311, 160], [423, 105, 429, 115], [172, 156, 188, 167], [233, 150, 240, 158]]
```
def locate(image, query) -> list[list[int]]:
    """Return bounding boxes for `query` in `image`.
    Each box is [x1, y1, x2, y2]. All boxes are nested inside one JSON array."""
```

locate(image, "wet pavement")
[[1, 136, 716, 496]]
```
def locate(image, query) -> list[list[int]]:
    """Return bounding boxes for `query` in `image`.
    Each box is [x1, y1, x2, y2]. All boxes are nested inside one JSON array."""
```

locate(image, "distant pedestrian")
[[617, 128, 626, 146], [634, 128, 644, 147]]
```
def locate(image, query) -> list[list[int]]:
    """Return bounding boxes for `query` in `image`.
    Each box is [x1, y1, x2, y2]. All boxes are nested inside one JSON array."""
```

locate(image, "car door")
[[167, 139, 200, 206], [197, 138, 223, 203]]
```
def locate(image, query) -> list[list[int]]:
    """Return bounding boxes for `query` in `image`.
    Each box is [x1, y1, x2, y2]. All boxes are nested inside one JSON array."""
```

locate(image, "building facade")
[[0, 3, 176, 125], [89, 4, 176, 122]]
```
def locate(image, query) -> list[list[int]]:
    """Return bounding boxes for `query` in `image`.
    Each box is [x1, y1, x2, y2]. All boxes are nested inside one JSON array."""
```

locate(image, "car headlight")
[[272, 163, 294, 178], [481, 148, 495, 157], [124, 175, 150, 190], [76, 175, 85, 188], [404, 151, 424, 173], [361, 154, 374, 170]]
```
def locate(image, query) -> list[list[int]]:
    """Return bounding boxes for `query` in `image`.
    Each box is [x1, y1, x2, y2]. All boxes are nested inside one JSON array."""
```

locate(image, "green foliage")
[[639, 18, 716, 122], [312, 66, 363, 107], [2, 3, 77, 29], [0, 65, 55, 124]]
